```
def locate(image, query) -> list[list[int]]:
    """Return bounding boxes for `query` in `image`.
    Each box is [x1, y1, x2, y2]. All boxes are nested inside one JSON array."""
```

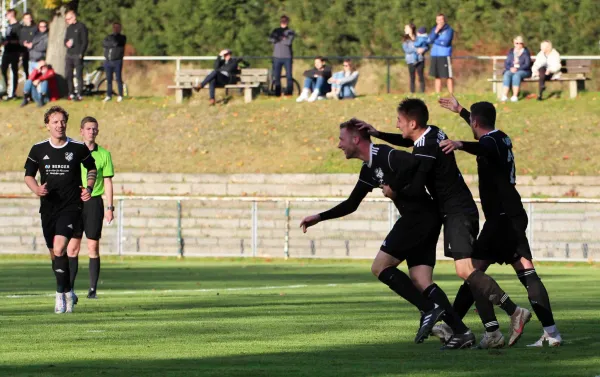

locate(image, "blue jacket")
[[429, 24, 454, 57], [403, 38, 428, 65], [504, 47, 532, 73]]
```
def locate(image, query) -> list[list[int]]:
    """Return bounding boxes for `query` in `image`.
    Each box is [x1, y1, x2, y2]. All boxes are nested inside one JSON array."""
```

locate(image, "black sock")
[[467, 269, 517, 316], [53, 254, 71, 293], [424, 283, 469, 334], [453, 282, 474, 319], [69, 256, 79, 291], [474, 297, 499, 332], [89, 257, 100, 292], [378, 267, 433, 312], [517, 269, 555, 327]]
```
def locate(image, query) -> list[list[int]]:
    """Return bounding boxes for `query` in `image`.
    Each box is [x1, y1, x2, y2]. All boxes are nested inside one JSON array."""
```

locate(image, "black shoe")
[[415, 305, 446, 344], [20, 99, 28, 107], [440, 331, 476, 350], [87, 289, 97, 299]]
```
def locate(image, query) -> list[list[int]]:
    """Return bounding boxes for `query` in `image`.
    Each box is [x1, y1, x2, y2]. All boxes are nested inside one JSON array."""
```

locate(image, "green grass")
[[1, 92, 600, 175], [0, 256, 599, 377]]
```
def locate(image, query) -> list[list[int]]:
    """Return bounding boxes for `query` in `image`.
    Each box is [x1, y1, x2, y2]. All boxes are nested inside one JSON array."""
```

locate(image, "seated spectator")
[[402, 24, 429, 93], [194, 49, 243, 105], [21, 60, 58, 107], [531, 40, 561, 101], [501, 36, 532, 102], [326, 59, 359, 100], [296, 56, 332, 102]]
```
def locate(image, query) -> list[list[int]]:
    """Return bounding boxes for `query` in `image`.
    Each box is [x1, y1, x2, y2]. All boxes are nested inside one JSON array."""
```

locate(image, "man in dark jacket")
[[20, 12, 37, 75], [269, 15, 295, 96], [194, 49, 243, 105], [64, 9, 88, 101], [24, 20, 49, 73], [1, 9, 22, 99], [102, 22, 127, 102]]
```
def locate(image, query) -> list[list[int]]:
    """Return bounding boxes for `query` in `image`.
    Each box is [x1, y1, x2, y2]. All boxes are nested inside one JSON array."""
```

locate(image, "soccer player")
[[360, 98, 531, 349], [67, 117, 115, 301], [432, 95, 562, 347], [24, 106, 97, 313], [300, 118, 474, 347]]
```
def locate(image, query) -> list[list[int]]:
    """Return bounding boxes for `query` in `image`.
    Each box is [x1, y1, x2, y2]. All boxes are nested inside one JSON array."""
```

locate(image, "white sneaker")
[[55, 292, 66, 314], [307, 89, 320, 102], [527, 332, 562, 347], [500, 95, 508, 102], [432, 323, 453, 343], [65, 290, 75, 313], [117, 96, 123, 103], [296, 89, 310, 103], [510, 96, 518, 102], [103, 96, 112, 102], [508, 307, 532, 346], [477, 329, 505, 349], [317, 96, 326, 101]]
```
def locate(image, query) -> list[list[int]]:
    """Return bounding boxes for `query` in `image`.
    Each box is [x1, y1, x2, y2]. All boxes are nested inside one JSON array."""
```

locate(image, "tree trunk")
[[46, 1, 79, 97]]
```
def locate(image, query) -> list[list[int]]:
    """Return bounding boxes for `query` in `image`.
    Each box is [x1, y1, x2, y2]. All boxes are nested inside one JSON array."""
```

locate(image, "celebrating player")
[[300, 118, 473, 347], [24, 106, 97, 313], [67, 116, 115, 301], [432, 95, 562, 348]]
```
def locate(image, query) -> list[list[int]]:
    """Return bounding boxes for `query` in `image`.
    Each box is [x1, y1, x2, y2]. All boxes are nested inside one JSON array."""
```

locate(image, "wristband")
[[86, 186, 93, 194], [106, 206, 115, 211]]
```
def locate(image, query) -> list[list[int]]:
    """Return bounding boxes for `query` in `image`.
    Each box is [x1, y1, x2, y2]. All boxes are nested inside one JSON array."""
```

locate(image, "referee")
[[24, 106, 97, 314], [67, 116, 115, 300]]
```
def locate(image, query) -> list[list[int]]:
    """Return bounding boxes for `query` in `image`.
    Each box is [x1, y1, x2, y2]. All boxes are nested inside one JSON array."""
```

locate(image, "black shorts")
[[73, 196, 104, 241], [429, 56, 453, 79], [41, 211, 81, 249], [443, 213, 479, 260], [474, 215, 532, 265], [381, 212, 442, 268]]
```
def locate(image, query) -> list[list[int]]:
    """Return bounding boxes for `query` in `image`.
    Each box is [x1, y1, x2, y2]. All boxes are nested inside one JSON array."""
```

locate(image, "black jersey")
[[24, 138, 96, 214]]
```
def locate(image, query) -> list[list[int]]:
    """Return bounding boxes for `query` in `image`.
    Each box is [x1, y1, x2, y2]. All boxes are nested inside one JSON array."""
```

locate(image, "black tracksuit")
[[64, 21, 89, 96], [20, 24, 37, 74], [2, 21, 22, 97]]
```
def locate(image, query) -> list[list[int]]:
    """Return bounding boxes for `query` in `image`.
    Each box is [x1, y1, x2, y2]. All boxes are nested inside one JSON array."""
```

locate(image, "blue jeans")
[[303, 76, 330, 94], [272, 57, 293, 95], [29, 61, 38, 75], [24, 79, 48, 106], [331, 72, 355, 99], [503, 70, 531, 88], [104, 60, 124, 97]]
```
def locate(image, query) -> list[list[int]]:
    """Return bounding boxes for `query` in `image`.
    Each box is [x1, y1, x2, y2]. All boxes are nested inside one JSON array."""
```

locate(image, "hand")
[[35, 183, 48, 197], [66, 39, 73, 48], [417, 48, 425, 54], [510, 67, 517, 73], [105, 209, 114, 225], [33, 80, 40, 86], [544, 70, 550, 76], [355, 119, 380, 136], [440, 139, 463, 154], [300, 214, 321, 233], [435, 25, 442, 33], [80, 186, 91, 202], [219, 49, 229, 57], [381, 184, 396, 200], [438, 94, 461, 113]]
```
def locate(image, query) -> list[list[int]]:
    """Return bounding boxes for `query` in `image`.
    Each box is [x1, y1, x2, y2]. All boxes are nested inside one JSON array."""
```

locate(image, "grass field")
[[0, 256, 599, 377], [1, 92, 600, 176]]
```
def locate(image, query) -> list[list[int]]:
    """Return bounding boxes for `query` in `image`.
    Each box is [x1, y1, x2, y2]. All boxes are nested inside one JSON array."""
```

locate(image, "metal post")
[[176, 57, 181, 71], [177, 200, 183, 258], [528, 202, 534, 258], [251, 201, 258, 257], [117, 198, 124, 256], [492, 57, 497, 93], [386, 59, 391, 94], [284, 200, 290, 259]]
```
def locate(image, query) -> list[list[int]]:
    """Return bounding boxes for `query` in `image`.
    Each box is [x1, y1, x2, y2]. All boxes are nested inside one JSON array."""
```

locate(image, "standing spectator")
[[194, 49, 243, 105], [269, 15, 295, 97], [20, 12, 37, 75], [64, 10, 88, 101], [21, 60, 58, 107], [403, 24, 429, 93], [102, 22, 127, 103], [327, 59, 359, 100], [1, 9, 22, 100], [296, 56, 332, 103], [25, 20, 49, 74], [500, 36, 532, 103], [428, 13, 454, 94], [531, 41, 561, 101]]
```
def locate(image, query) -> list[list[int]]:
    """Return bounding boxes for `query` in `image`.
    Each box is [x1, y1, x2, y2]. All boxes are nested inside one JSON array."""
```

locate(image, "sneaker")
[[527, 332, 562, 347], [65, 291, 75, 313], [69, 94, 75, 101], [87, 288, 97, 299], [72, 291, 79, 305], [477, 329, 505, 349], [307, 90, 320, 103], [508, 307, 532, 347], [510, 95, 518, 102], [20, 98, 29, 108], [415, 304, 446, 343], [103, 96, 112, 102], [55, 292, 66, 314], [440, 331, 476, 350], [296, 89, 310, 103], [432, 323, 453, 344], [500, 95, 508, 102], [117, 96, 123, 103]]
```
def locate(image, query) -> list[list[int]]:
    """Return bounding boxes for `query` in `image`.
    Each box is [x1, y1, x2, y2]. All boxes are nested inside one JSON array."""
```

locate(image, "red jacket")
[[28, 68, 59, 101]]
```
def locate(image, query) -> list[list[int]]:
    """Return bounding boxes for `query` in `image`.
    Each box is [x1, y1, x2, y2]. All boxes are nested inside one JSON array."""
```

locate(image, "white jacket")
[[532, 49, 561, 78]]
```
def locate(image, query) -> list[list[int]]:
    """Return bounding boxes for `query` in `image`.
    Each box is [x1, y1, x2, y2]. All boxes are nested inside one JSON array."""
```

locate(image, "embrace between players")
[[300, 97, 562, 349]]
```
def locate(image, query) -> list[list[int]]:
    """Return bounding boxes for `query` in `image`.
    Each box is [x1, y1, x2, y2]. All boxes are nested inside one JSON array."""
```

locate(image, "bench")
[[224, 68, 269, 103], [168, 69, 212, 104], [488, 59, 591, 99]]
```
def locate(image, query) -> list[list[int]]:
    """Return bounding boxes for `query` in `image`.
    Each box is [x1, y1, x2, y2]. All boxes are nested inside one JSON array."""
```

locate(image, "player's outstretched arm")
[[439, 95, 470, 126], [356, 119, 413, 147]]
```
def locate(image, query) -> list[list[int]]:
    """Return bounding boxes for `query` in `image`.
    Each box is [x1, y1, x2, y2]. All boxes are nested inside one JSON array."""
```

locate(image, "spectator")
[[531, 41, 561, 101], [296, 56, 332, 103], [403, 24, 429, 93], [500, 36, 532, 103], [269, 15, 295, 96], [20, 12, 37, 75], [102, 22, 127, 103], [428, 13, 454, 94], [21, 60, 58, 107], [1, 9, 22, 100], [194, 49, 243, 105], [326, 59, 359, 100], [24, 20, 48, 74], [64, 9, 89, 101]]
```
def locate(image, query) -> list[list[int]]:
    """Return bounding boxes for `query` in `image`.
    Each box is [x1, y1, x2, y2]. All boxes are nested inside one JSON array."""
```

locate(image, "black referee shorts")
[[73, 196, 104, 241], [474, 214, 532, 265], [41, 211, 81, 249], [443, 213, 479, 260], [429, 56, 453, 79], [380, 212, 442, 268]]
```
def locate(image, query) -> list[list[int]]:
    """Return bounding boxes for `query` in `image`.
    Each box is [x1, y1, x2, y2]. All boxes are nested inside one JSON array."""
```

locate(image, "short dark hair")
[[23, 12, 32, 18], [38, 20, 48, 28], [113, 21, 121, 26], [6, 8, 16, 17], [470, 102, 496, 129], [397, 98, 429, 128], [437, 13, 446, 20], [340, 118, 370, 142], [315, 56, 326, 63], [44, 106, 69, 124], [66, 9, 77, 16], [80, 116, 99, 129], [280, 15, 289, 23]]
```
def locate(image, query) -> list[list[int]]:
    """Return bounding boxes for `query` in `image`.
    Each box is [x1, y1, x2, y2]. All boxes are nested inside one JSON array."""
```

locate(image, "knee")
[[455, 265, 474, 281], [371, 262, 383, 277], [410, 275, 431, 292], [67, 245, 80, 258]]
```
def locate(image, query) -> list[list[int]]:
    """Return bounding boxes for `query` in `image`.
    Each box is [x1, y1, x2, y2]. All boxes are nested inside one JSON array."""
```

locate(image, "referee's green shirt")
[[81, 144, 114, 197]]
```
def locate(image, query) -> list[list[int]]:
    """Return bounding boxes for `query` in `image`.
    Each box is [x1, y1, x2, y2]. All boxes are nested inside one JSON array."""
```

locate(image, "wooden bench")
[[224, 68, 269, 103], [488, 59, 591, 99], [168, 69, 212, 104]]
